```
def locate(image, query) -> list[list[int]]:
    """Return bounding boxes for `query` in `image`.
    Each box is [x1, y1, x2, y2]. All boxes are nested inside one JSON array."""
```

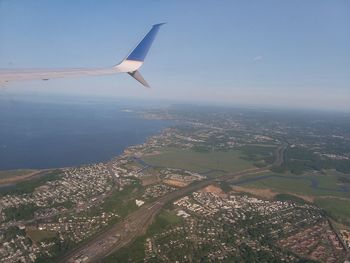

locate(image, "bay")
[[0, 95, 169, 170]]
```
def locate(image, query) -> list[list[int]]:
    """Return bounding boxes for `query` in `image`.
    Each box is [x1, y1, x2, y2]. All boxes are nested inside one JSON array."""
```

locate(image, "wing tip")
[[128, 70, 151, 88], [152, 22, 167, 27]]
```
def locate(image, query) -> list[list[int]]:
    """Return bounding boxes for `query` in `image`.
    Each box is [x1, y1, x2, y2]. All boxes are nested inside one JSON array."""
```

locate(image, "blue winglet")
[[126, 23, 165, 62]]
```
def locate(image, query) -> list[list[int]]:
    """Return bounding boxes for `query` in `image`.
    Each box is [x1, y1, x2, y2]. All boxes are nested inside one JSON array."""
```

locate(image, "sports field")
[[26, 229, 57, 242]]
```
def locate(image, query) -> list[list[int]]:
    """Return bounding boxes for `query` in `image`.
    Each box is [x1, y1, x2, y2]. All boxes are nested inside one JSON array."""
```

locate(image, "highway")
[[60, 144, 286, 263]]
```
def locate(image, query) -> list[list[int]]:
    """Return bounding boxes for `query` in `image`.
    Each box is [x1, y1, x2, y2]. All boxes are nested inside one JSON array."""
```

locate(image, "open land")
[[142, 148, 254, 175], [0, 105, 349, 262], [0, 169, 45, 186]]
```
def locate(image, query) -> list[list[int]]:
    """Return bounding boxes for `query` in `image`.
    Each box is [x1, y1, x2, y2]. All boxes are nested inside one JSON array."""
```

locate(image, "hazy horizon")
[[1, 91, 350, 115]]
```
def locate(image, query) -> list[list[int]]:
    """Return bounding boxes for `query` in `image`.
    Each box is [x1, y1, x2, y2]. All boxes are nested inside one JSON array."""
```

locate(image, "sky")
[[0, 0, 349, 111]]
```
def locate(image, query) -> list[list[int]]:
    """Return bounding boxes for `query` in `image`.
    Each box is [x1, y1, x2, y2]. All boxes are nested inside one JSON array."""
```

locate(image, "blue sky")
[[0, 0, 349, 111]]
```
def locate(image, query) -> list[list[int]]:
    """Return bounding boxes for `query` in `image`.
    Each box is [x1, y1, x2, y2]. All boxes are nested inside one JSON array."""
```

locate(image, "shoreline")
[[0, 169, 58, 188], [0, 128, 169, 188]]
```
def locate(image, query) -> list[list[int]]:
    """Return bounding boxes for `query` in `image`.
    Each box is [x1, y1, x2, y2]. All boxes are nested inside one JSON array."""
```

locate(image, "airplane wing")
[[0, 23, 165, 87]]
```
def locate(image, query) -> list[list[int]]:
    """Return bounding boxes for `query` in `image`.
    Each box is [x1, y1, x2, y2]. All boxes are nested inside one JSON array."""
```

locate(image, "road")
[[60, 144, 287, 263], [273, 143, 286, 166]]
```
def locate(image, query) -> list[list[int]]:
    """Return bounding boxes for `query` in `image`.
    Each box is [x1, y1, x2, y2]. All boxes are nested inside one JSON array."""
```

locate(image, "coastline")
[[0, 125, 170, 188], [0, 168, 64, 188]]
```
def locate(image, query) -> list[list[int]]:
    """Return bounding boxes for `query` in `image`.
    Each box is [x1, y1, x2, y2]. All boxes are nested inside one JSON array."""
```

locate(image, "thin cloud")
[[253, 55, 263, 61]]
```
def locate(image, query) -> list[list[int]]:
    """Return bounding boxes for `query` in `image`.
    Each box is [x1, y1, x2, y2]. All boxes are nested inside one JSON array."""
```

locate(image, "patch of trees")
[[3, 203, 38, 221], [282, 147, 350, 174]]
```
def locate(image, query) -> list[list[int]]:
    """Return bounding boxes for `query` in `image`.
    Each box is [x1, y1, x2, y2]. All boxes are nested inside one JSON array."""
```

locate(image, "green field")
[[239, 144, 276, 162], [26, 229, 57, 242], [3, 203, 39, 221], [239, 172, 350, 199], [142, 147, 254, 175], [315, 198, 350, 225], [148, 210, 182, 235], [101, 182, 141, 217], [236, 171, 350, 226]]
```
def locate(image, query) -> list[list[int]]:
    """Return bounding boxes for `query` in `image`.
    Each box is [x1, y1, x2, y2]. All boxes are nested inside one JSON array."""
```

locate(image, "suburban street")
[[60, 144, 286, 263]]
